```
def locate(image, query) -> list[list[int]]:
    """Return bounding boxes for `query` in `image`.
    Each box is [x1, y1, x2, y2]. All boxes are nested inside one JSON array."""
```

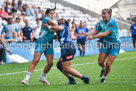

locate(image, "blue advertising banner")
[[5, 37, 134, 64]]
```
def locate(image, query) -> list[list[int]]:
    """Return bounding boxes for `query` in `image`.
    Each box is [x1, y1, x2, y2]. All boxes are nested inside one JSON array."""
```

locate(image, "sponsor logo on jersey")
[[66, 55, 73, 60]]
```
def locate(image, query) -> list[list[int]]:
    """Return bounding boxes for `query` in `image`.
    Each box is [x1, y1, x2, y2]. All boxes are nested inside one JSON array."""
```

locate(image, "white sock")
[[102, 74, 106, 79], [102, 67, 105, 70], [25, 72, 32, 81], [40, 73, 46, 78]]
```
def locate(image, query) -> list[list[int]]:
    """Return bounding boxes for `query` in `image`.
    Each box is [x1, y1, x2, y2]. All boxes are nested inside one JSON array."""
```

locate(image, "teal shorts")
[[100, 41, 121, 57], [35, 38, 54, 55]]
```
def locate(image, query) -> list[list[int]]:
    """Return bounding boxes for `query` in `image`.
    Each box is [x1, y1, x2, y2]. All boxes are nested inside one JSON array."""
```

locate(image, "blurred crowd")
[[0, 0, 94, 43]]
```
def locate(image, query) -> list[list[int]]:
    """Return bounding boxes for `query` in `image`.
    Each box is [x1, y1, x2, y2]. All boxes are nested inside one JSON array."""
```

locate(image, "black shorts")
[[77, 38, 86, 45], [60, 42, 76, 62], [132, 35, 136, 39]]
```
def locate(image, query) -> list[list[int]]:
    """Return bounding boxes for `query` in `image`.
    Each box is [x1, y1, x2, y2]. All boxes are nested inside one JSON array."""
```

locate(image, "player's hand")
[[79, 31, 86, 37], [42, 22, 48, 28], [88, 35, 94, 40], [5, 48, 12, 55], [24, 37, 27, 40], [130, 29, 134, 32]]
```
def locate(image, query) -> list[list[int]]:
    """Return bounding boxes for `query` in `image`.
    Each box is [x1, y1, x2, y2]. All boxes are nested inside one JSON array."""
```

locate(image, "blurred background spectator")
[[21, 19, 33, 42]]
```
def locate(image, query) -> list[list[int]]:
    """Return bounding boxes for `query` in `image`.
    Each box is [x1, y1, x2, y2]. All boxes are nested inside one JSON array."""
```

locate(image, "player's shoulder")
[[43, 16, 51, 21], [109, 18, 116, 24], [131, 24, 134, 27], [45, 16, 51, 20], [108, 18, 117, 27]]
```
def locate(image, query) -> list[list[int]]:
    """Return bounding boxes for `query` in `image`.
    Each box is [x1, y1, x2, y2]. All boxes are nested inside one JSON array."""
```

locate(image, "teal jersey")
[[40, 16, 54, 42], [96, 18, 120, 43]]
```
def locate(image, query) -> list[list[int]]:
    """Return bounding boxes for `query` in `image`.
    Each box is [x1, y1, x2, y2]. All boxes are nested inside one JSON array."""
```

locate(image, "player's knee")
[[47, 61, 53, 67], [56, 62, 62, 71], [98, 61, 104, 66], [63, 68, 70, 73], [106, 63, 111, 68]]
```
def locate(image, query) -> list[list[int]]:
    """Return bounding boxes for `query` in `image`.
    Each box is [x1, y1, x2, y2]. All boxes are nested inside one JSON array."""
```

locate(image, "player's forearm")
[[51, 26, 63, 31], [93, 32, 108, 39], [0, 38, 7, 49], [88, 30, 99, 35]]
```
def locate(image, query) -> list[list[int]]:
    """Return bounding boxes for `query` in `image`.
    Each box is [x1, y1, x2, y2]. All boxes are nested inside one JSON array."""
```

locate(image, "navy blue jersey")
[[22, 26, 33, 40], [130, 24, 136, 35], [57, 23, 72, 45], [75, 26, 88, 40]]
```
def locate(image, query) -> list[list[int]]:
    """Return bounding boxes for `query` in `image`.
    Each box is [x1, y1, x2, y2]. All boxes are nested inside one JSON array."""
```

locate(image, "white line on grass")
[[132, 84, 136, 86], [0, 57, 136, 76], [0, 81, 136, 87]]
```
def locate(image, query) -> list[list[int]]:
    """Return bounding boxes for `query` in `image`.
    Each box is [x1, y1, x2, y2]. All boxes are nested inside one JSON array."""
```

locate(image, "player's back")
[[57, 23, 73, 44]]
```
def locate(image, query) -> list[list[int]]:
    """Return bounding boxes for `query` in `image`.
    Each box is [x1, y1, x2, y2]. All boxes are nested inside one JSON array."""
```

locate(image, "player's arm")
[[43, 22, 63, 32], [130, 25, 134, 32], [43, 19, 57, 28], [48, 20, 57, 26], [93, 31, 111, 38], [88, 22, 114, 40], [50, 26, 63, 31], [0, 38, 12, 55], [74, 28, 78, 37]]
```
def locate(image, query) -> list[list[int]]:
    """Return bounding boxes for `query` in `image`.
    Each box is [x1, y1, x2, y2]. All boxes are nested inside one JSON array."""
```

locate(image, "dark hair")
[[58, 19, 69, 27], [7, 18, 12, 21], [103, 8, 112, 17], [45, 3, 56, 15], [36, 18, 40, 21], [45, 8, 54, 15]]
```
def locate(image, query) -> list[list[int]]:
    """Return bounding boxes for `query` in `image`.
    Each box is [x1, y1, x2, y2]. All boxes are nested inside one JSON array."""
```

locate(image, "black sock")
[[68, 77, 75, 81], [81, 76, 85, 80]]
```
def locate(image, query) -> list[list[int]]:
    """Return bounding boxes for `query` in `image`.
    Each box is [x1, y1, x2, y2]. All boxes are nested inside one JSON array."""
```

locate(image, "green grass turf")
[[0, 51, 136, 91]]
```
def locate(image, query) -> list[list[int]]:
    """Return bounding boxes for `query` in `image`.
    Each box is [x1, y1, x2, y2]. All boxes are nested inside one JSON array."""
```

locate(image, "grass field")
[[0, 51, 136, 91]]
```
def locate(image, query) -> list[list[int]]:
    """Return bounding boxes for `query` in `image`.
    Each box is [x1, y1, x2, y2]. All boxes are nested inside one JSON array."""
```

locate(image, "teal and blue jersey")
[[40, 16, 54, 42], [57, 23, 72, 45], [130, 24, 136, 35], [95, 18, 120, 43]]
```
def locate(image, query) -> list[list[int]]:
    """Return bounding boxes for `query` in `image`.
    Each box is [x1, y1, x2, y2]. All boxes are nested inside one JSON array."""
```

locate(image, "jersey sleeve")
[[75, 28, 78, 34], [45, 17, 51, 23], [130, 25, 133, 30], [95, 22, 101, 31], [15, 26, 19, 32], [2, 25, 6, 32], [86, 28, 88, 33]]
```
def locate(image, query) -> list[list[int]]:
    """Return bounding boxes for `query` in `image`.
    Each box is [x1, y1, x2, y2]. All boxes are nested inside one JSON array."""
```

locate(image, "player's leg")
[[43, 54, 54, 74], [62, 60, 89, 84], [98, 52, 108, 77], [22, 52, 42, 85], [82, 44, 85, 56], [39, 54, 54, 85], [101, 43, 120, 83], [132, 39, 135, 49], [56, 58, 76, 84], [77, 44, 82, 56], [101, 55, 116, 83]]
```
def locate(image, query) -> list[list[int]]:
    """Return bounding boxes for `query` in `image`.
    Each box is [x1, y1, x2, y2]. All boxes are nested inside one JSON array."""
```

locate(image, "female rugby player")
[[44, 18, 90, 84], [22, 8, 57, 85], [81, 9, 121, 83]]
